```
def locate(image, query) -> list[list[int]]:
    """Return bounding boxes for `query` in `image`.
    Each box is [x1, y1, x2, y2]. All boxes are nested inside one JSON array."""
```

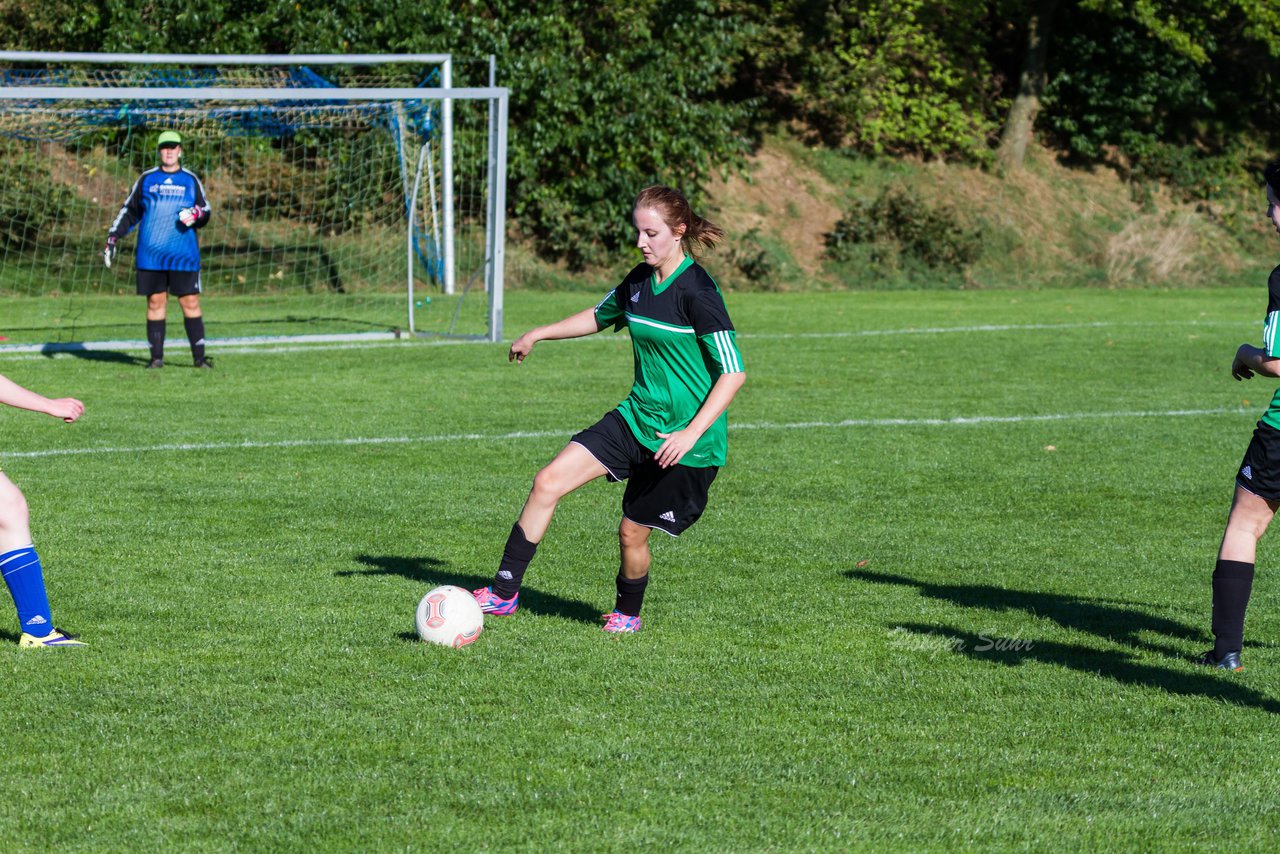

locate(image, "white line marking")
[[0, 407, 1250, 460]]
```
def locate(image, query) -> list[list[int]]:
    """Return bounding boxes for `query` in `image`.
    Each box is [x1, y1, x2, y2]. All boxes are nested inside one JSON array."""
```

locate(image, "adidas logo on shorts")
[[659, 511, 676, 523], [1243, 465, 1254, 480]]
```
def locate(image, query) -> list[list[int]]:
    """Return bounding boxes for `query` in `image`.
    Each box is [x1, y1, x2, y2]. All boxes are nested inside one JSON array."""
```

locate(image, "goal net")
[[0, 53, 508, 348]]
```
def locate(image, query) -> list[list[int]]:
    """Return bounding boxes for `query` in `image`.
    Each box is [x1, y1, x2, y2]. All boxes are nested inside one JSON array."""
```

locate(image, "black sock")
[[146, 319, 166, 361], [1212, 558, 1255, 657], [184, 315, 206, 361], [614, 572, 649, 617], [492, 522, 537, 600]]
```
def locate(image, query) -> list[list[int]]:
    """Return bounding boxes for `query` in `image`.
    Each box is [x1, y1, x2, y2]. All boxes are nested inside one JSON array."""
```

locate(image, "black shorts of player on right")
[[1236, 420, 1280, 500], [136, 269, 202, 297], [570, 409, 718, 537]]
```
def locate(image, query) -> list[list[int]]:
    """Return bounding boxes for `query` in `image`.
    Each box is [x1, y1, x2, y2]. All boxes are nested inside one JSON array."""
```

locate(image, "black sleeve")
[[191, 174, 211, 229], [686, 278, 735, 337], [107, 177, 145, 240]]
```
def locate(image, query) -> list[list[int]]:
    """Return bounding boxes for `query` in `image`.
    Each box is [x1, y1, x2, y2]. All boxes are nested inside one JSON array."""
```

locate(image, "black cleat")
[[1196, 650, 1243, 672], [146, 358, 164, 369], [194, 357, 214, 369]]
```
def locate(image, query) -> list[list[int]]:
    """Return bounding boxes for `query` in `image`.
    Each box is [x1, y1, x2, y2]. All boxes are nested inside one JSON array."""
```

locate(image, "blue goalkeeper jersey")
[[108, 166, 210, 272]]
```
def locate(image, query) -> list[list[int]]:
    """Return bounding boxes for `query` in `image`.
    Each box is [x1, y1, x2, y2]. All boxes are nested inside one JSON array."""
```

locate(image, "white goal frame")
[[0, 52, 508, 343]]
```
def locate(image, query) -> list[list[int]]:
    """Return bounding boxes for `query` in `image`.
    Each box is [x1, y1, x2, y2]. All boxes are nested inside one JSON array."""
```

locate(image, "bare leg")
[[619, 517, 652, 580], [1219, 485, 1278, 562], [516, 442, 608, 543], [0, 472, 32, 553]]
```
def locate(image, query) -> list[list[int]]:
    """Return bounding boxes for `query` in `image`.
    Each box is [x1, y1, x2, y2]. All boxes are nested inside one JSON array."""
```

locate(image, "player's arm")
[[654, 371, 745, 468], [0, 374, 83, 423], [1232, 344, 1280, 380], [104, 178, 144, 267], [509, 307, 605, 363]]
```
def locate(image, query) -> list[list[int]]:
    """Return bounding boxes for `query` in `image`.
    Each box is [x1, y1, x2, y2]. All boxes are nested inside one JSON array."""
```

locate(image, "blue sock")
[[0, 545, 53, 637]]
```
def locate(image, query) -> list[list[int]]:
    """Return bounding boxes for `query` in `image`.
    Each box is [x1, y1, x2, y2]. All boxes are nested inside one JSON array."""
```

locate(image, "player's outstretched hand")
[[509, 331, 538, 363], [102, 237, 117, 269], [46, 398, 84, 423]]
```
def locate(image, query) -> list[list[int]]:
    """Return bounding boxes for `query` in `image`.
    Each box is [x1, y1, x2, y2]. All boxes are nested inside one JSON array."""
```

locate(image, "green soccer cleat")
[[19, 628, 87, 649]]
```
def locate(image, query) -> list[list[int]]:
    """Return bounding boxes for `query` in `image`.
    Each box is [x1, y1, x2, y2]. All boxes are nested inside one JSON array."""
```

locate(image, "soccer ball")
[[415, 585, 484, 648]]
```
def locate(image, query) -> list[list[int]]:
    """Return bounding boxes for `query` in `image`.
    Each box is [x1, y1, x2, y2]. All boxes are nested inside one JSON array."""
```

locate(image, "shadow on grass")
[[845, 568, 1204, 657], [34, 344, 147, 365], [344, 554, 602, 625], [895, 622, 1280, 715]]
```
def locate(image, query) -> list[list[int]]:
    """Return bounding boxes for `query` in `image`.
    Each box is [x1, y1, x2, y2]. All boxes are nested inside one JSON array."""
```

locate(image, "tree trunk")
[[998, 0, 1060, 170]]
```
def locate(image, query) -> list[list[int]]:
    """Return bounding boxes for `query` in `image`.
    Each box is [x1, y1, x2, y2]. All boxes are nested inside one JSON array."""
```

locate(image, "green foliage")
[[825, 188, 983, 272], [1043, 18, 1210, 161], [731, 0, 998, 159], [0, 147, 79, 249], [725, 227, 779, 286]]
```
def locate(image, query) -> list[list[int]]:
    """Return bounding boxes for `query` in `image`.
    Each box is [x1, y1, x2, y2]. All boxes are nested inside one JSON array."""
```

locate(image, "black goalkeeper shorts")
[[570, 410, 718, 537], [137, 269, 202, 297]]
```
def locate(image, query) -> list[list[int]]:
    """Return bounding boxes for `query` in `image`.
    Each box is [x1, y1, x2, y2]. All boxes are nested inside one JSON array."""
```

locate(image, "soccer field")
[[1, 286, 1277, 850]]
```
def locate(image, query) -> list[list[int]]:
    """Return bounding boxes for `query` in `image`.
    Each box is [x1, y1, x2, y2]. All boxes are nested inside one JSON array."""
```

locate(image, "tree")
[[997, 0, 1059, 170]]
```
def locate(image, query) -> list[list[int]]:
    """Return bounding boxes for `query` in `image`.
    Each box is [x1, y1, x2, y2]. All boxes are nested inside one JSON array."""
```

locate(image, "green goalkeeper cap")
[[157, 131, 183, 147]]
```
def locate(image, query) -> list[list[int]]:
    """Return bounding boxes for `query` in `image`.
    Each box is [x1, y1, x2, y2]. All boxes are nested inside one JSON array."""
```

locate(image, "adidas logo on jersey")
[[631, 291, 641, 303], [659, 511, 676, 523], [1243, 465, 1254, 480]]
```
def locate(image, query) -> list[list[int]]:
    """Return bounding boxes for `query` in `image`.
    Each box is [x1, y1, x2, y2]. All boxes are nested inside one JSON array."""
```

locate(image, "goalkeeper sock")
[[146, 319, 166, 361], [1211, 559, 1254, 657], [614, 572, 649, 617], [0, 545, 53, 636], [492, 522, 537, 600], [184, 315, 206, 361]]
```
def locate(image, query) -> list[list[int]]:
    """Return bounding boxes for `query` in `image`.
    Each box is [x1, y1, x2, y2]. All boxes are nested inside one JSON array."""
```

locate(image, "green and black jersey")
[[594, 256, 744, 467], [1262, 265, 1280, 431]]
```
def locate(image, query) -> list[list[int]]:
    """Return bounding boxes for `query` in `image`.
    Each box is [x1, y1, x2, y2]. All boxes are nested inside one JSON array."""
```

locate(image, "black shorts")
[[570, 410, 719, 537], [1237, 421, 1280, 499], [137, 269, 202, 297]]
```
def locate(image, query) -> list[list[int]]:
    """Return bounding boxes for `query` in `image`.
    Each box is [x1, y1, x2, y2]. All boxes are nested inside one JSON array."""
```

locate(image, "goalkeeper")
[[104, 131, 213, 369]]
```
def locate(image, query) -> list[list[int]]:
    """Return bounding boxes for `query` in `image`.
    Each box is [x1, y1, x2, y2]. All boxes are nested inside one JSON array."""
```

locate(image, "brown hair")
[[634, 185, 725, 257]]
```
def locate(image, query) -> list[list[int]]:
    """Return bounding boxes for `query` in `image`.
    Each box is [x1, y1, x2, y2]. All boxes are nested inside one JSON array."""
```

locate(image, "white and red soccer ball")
[[415, 584, 484, 648]]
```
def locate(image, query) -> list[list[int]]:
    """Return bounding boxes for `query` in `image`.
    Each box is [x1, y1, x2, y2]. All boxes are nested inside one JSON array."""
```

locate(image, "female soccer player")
[[104, 130, 213, 369], [1202, 161, 1280, 671], [473, 185, 746, 633], [0, 373, 86, 647]]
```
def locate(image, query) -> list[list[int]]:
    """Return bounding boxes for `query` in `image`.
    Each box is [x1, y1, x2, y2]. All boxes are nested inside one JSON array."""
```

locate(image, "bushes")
[[824, 188, 983, 273]]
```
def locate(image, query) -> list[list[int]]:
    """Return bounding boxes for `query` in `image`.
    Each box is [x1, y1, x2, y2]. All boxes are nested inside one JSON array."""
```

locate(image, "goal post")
[[0, 53, 508, 347]]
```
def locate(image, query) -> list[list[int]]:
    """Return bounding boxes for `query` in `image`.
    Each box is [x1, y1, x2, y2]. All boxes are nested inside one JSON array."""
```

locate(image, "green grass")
[[1, 286, 1278, 850]]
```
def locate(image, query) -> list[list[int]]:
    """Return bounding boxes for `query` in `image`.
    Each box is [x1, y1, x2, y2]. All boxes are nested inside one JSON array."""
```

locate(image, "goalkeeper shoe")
[[472, 586, 519, 616], [1196, 650, 1243, 672], [146, 358, 164, 370], [194, 357, 214, 369], [601, 611, 642, 634], [19, 628, 86, 649]]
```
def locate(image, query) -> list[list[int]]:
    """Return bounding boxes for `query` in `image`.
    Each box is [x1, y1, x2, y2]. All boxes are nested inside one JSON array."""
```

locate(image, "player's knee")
[[619, 519, 651, 549], [0, 485, 30, 529], [530, 466, 568, 503]]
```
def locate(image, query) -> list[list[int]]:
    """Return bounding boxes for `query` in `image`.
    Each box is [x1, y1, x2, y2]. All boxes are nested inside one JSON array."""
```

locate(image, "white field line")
[[0, 319, 1252, 361], [0, 407, 1250, 460]]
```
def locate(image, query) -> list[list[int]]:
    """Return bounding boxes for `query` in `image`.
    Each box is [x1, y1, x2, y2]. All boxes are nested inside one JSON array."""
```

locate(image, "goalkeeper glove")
[[178, 206, 201, 228], [102, 236, 117, 269]]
